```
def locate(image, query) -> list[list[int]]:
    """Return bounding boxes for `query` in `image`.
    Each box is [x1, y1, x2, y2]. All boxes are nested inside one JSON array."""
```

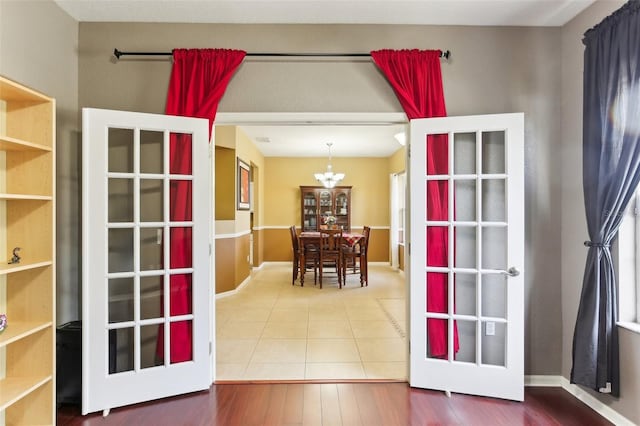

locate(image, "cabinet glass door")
[[302, 192, 317, 231], [335, 192, 349, 231], [318, 190, 332, 228]]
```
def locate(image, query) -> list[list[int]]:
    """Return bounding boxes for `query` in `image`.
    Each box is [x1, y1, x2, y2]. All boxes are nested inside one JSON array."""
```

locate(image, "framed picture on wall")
[[237, 157, 251, 210]]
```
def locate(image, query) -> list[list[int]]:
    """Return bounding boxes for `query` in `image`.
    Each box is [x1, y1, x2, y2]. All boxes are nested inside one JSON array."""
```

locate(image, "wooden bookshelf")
[[0, 75, 55, 425]]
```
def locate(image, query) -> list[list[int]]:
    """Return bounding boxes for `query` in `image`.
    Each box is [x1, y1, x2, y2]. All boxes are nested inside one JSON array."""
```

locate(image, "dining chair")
[[318, 229, 343, 289], [289, 225, 318, 286], [342, 226, 370, 287]]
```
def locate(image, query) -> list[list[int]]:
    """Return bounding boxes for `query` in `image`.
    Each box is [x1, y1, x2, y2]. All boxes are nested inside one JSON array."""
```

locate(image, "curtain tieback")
[[584, 240, 610, 248]]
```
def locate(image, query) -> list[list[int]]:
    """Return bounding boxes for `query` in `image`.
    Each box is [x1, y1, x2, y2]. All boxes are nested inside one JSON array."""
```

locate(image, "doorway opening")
[[213, 112, 409, 382]]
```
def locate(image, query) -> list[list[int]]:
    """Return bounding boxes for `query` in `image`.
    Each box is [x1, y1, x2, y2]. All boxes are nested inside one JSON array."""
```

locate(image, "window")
[[397, 172, 406, 244], [390, 172, 406, 270], [617, 191, 640, 331]]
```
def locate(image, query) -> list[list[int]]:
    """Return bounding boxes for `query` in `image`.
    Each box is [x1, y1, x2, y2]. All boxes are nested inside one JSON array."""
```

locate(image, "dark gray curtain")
[[571, 0, 640, 397]]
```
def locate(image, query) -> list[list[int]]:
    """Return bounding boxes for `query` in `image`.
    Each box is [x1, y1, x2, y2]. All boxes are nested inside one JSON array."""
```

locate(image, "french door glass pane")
[[109, 328, 134, 374], [140, 227, 163, 271], [426, 180, 448, 221], [108, 228, 133, 273], [141, 275, 163, 320], [455, 320, 476, 363], [426, 134, 448, 175], [482, 179, 506, 222], [170, 180, 192, 221], [482, 274, 508, 319], [426, 227, 448, 266], [170, 273, 193, 316], [140, 130, 164, 174], [481, 131, 505, 174], [169, 228, 193, 269], [454, 180, 476, 222], [482, 321, 506, 367], [481, 227, 507, 270], [455, 273, 476, 316], [453, 132, 476, 174], [140, 325, 163, 369], [169, 133, 192, 175], [170, 320, 193, 364], [426, 272, 448, 314], [108, 278, 134, 323], [108, 128, 134, 173], [455, 226, 476, 269], [140, 179, 164, 222], [108, 178, 133, 222], [426, 318, 448, 360]]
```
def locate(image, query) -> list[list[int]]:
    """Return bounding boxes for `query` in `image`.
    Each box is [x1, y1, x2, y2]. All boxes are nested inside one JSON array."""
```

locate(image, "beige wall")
[[264, 156, 393, 228], [0, 0, 79, 325], [388, 145, 407, 175], [213, 126, 265, 290], [561, 1, 639, 424]]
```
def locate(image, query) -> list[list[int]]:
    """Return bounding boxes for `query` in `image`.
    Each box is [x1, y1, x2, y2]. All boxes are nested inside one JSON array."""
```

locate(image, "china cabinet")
[[300, 186, 351, 232], [0, 76, 55, 424]]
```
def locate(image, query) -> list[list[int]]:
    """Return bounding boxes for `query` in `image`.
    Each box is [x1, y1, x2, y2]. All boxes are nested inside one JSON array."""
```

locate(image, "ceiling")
[[55, 0, 595, 157], [54, 0, 595, 26], [238, 123, 408, 158]]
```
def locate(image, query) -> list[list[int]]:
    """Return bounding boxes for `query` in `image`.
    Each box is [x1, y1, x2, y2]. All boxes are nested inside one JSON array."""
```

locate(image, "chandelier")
[[314, 142, 345, 188]]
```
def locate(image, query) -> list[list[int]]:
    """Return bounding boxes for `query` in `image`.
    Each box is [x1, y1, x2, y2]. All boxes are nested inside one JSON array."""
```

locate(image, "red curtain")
[[371, 49, 459, 358], [157, 48, 246, 363]]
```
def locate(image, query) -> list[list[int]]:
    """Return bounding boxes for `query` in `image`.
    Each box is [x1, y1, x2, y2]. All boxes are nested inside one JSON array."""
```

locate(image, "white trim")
[[254, 225, 290, 230], [256, 260, 391, 267], [256, 225, 391, 230], [215, 275, 252, 299], [215, 112, 408, 126], [617, 321, 640, 334], [524, 375, 634, 426], [525, 375, 562, 387], [214, 230, 252, 240], [559, 377, 635, 426], [251, 263, 266, 271]]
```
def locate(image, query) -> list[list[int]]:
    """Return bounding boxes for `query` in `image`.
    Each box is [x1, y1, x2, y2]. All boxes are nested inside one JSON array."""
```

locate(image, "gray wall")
[[8, 4, 638, 422], [561, 1, 639, 424], [0, 0, 80, 325], [79, 22, 564, 377]]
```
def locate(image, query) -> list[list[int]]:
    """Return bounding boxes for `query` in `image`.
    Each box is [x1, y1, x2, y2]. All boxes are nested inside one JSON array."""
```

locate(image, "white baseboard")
[[525, 375, 563, 387], [215, 275, 252, 299], [525, 375, 635, 426]]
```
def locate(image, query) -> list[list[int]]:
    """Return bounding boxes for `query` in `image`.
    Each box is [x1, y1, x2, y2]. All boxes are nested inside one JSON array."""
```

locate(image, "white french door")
[[409, 113, 525, 401], [82, 108, 212, 415]]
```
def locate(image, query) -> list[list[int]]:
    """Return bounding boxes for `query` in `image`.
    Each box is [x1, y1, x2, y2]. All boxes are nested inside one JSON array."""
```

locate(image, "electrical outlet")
[[485, 321, 496, 336]]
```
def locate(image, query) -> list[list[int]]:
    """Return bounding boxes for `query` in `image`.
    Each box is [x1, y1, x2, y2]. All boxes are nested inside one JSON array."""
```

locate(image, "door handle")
[[501, 267, 520, 277]]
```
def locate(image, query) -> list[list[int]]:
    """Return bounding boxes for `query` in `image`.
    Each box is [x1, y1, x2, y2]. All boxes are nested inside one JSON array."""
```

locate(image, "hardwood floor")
[[57, 383, 613, 425], [60, 265, 614, 425]]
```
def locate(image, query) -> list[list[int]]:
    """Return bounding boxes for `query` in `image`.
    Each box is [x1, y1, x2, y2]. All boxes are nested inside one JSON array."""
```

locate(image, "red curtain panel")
[[158, 48, 245, 363], [371, 49, 459, 358]]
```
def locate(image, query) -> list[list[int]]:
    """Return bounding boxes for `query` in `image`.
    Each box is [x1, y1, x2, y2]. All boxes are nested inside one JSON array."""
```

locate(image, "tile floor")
[[216, 262, 407, 381]]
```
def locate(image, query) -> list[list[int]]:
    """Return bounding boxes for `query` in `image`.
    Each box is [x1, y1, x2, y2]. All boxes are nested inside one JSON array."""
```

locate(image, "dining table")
[[298, 231, 365, 286]]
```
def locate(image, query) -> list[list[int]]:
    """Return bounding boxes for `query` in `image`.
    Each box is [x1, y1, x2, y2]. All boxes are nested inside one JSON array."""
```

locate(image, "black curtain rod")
[[113, 48, 451, 60]]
